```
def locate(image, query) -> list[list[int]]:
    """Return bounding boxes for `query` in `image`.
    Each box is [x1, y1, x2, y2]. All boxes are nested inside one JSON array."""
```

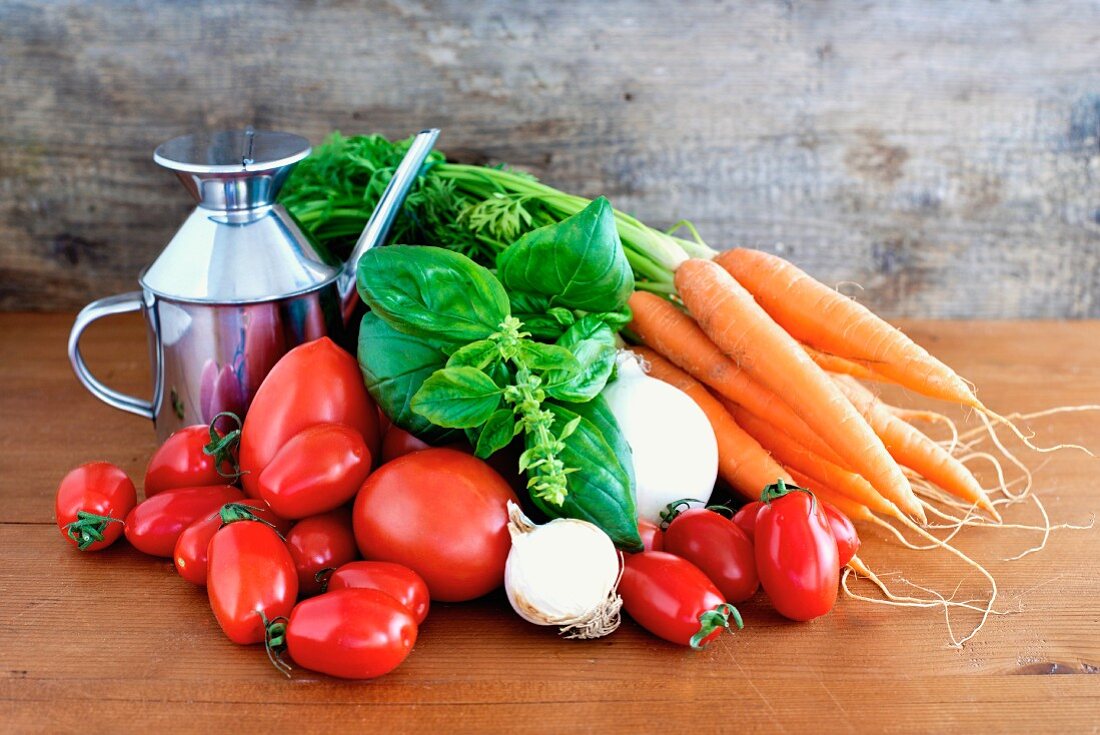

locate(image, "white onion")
[[503, 502, 622, 639], [602, 351, 719, 523]]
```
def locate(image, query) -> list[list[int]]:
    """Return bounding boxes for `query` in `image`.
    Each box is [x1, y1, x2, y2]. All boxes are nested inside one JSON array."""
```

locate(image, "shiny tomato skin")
[[55, 462, 137, 551], [239, 338, 381, 497], [286, 509, 359, 597], [821, 501, 860, 567], [620, 552, 729, 647], [636, 519, 664, 552], [664, 509, 759, 603], [353, 448, 517, 602], [144, 425, 231, 497], [733, 501, 763, 542], [258, 423, 372, 518], [327, 561, 430, 624], [380, 425, 431, 464], [755, 491, 839, 621], [207, 521, 298, 644], [173, 500, 292, 586], [286, 588, 417, 679], [124, 485, 244, 557]]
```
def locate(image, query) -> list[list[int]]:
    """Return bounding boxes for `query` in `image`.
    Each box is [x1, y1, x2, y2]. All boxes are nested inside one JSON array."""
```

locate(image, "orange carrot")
[[627, 292, 843, 465], [785, 468, 875, 523], [723, 399, 903, 520], [803, 345, 888, 383], [628, 346, 791, 500], [674, 259, 922, 520], [831, 375, 997, 517]]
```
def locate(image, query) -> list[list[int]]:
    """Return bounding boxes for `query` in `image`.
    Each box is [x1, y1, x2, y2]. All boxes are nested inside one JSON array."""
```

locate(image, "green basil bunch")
[[356, 198, 641, 549]]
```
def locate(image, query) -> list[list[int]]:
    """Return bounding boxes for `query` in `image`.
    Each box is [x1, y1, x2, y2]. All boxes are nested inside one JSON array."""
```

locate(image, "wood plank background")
[[0, 0, 1097, 316]]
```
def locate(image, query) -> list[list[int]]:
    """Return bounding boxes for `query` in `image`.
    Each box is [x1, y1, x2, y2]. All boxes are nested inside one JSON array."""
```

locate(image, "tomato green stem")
[[657, 498, 707, 530], [315, 567, 335, 594], [690, 603, 744, 650], [63, 511, 123, 551], [204, 411, 244, 481], [260, 611, 292, 678], [218, 503, 285, 541], [760, 478, 817, 512]]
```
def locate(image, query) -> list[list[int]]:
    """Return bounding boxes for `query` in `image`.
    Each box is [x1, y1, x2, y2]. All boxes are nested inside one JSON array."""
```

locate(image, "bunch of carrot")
[[624, 248, 1078, 645]]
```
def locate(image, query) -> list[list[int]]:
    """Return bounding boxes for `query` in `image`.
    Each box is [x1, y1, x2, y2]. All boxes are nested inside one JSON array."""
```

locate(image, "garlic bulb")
[[504, 502, 622, 639]]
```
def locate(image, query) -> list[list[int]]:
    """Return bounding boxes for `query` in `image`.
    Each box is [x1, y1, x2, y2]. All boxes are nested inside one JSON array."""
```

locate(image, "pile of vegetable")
[[54, 132, 1089, 679]]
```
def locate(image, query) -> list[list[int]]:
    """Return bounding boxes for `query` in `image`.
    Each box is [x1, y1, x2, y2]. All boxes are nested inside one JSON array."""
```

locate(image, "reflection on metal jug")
[[69, 128, 439, 442]]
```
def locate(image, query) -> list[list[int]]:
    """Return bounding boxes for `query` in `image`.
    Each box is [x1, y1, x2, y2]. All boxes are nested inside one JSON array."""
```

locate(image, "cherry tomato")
[[258, 423, 372, 519], [663, 508, 759, 603], [620, 552, 742, 648], [239, 338, 381, 497], [173, 500, 292, 586], [822, 501, 860, 567], [124, 485, 243, 557], [207, 519, 298, 644], [327, 561, 430, 624], [733, 500, 763, 541], [55, 462, 137, 551], [755, 483, 839, 621], [286, 509, 359, 597], [636, 519, 664, 552], [144, 424, 235, 497], [380, 425, 431, 464], [283, 588, 417, 679], [353, 448, 517, 602]]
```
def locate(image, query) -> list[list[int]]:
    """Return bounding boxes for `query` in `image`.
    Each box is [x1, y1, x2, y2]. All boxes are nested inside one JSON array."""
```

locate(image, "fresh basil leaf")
[[547, 307, 576, 327], [530, 401, 641, 550], [496, 197, 634, 314], [357, 245, 510, 346], [411, 366, 503, 429], [475, 409, 517, 458], [357, 312, 455, 442], [515, 341, 581, 375], [544, 316, 617, 402], [566, 393, 637, 497], [595, 305, 633, 331], [447, 339, 499, 370], [515, 314, 569, 341]]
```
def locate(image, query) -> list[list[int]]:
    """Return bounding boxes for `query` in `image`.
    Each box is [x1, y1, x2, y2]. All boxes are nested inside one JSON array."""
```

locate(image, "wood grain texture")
[[1, 1, 1098, 316], [1, 313, 1100, 732]]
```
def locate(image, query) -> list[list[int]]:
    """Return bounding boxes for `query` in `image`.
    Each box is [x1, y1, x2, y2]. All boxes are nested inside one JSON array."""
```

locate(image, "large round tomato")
[[620, 551, 742, 648], [207, 520, 298, 644], [327, 561, 430, 624], [144, 424, 235, 497], [173, 500, 292, 586], [239, 338, 381, 497], [663, 508, 759, 603], [755, 483, 839, 621], [124, 485, 243, 557], [353, 448, 517, 602], [283, 588, 417, 679], [55, 462, 137, 551], [258, 423, 371, 518], [285, 509, 359, 597]]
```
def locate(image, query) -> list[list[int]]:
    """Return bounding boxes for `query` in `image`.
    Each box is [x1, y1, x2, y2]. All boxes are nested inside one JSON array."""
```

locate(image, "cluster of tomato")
[[622, 484, 860, 646], [55, 338, 521, 679]]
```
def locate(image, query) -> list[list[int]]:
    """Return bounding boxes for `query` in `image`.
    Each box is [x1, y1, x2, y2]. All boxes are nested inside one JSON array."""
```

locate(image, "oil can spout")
[[338, 128, 440, 326]]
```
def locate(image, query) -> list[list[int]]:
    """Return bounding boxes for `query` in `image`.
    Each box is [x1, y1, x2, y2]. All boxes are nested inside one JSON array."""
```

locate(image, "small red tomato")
[[620, 552, 742, 648], [258, 423, 372, 519], [55, 462, 137, 551], [755, 482, 839, 622], [380, 425, 431, 464], [283, 588, 417, 679], [173, 500, 292, 586], [124, 485, 243, 557], [636, 519, 664, 552], [821, 501, 860, 567], [733, 500, 763, 542], [144, 424, 236, 497], [208, 520, 298, 644], [239, 338, 382, 498], [664, 508, 759, 603], [286, 509, 359, 597], [353, 448, 517, 602], [327, 561, 430, 624]]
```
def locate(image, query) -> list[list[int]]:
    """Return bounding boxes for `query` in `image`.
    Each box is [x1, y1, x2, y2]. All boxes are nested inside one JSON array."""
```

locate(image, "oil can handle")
[[68, 292, 156, 420]]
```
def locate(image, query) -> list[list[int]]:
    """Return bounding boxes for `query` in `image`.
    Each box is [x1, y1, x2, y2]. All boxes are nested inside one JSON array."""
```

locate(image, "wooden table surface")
[[2, 313, 1099, 733]]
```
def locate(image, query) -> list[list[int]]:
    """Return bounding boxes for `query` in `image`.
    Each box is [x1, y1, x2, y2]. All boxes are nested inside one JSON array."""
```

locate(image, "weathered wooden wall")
[[1, 1, 1098, 316]]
